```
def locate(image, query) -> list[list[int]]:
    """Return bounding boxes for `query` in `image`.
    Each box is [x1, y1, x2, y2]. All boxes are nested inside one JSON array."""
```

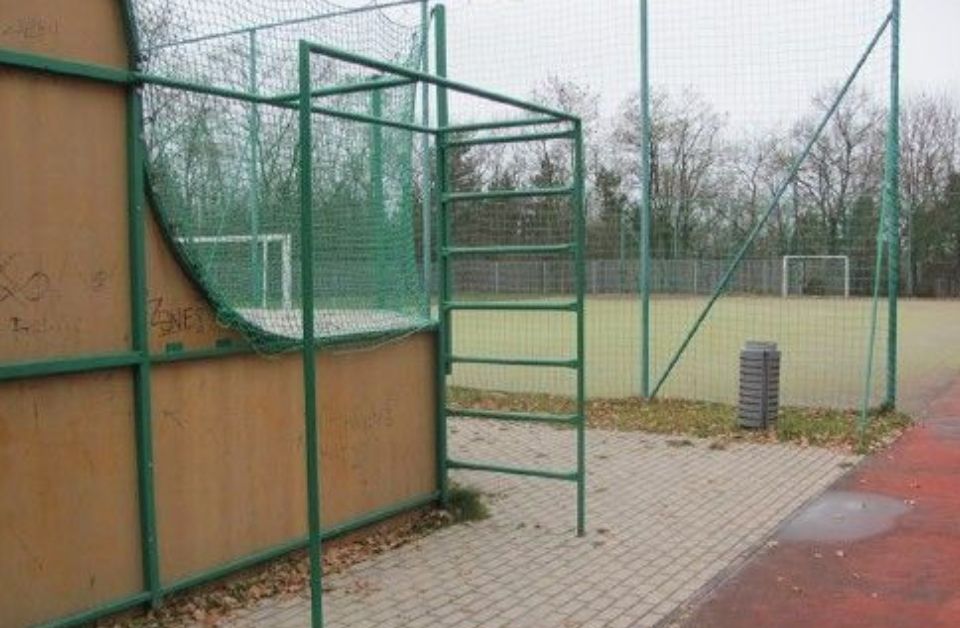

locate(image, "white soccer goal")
[[781, 255, 850, 298], [176, 234, 293, 309]]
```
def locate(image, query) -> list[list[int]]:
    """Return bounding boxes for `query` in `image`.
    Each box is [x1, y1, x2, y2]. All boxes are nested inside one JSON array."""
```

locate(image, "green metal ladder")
[[435, 122, 588, 537]]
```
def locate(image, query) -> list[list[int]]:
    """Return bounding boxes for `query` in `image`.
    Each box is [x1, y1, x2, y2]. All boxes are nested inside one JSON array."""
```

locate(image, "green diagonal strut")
[[650, 11, 894, 399]]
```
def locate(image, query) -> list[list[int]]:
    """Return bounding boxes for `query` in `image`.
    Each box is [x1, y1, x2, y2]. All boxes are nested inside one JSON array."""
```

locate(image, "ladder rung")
[[444, 300, 577, 312], [449, 355, 578, 368], [447, 407, 580, 425], [443, 244, 575, 257], [445, 130, 574, 148], [447, 459, 579, 482], [443, 186, 574, 203]]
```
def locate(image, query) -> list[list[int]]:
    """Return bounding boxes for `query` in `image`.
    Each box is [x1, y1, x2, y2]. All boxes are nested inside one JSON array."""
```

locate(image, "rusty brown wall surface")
[[0, 71, 131, 360], [0, 371, 143, 628], [153, 337, 437, 584], [0, 2, 437, 625]]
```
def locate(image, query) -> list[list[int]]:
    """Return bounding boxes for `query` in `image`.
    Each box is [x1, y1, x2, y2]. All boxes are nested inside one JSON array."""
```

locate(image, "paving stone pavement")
[[223, 421, 857, 628]]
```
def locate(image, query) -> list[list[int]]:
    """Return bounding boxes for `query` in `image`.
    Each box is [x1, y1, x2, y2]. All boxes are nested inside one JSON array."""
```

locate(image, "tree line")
[[432, 78, 960, 297]]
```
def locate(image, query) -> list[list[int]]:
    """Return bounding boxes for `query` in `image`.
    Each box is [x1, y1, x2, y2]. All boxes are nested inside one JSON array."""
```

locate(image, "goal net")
[[175, 234, 293, 309], [130, 0, 432, 350], [781, 256, 850, 298]]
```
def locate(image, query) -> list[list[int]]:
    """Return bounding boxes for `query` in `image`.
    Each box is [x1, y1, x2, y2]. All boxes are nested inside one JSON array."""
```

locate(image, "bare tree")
[[790, 88, 885, 256], [900, 93, 960, 293]]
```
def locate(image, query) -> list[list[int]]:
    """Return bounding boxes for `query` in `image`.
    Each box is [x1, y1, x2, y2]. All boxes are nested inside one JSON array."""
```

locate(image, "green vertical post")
[[298, 41, 324, 628], [248, 29, 263, 307], [638, 0, 652, 398], [420, 0, 433, 318], [884, 0, 901, 409], [573, 121, 587, 537], [370, 86, 386, 309], [127, 86, 162, 608], [434, 3, 450, 507]]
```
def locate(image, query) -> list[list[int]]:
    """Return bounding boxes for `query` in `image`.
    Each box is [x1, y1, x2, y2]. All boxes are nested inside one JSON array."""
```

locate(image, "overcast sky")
[[434, 0, 960, 129], [900, 0, 960, 100], [157, 0, 960, 129]]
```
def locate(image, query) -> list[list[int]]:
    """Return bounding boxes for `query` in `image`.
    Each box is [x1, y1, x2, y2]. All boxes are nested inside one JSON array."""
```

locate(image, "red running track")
[[682, 378, 960, 628]]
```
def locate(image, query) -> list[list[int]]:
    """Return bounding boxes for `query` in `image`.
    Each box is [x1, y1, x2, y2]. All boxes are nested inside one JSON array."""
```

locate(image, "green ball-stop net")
[[130, 0, 430, 351]]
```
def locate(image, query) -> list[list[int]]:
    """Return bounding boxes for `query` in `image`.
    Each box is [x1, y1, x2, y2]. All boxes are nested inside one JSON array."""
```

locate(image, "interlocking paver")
[[221, 421, 855, 627]]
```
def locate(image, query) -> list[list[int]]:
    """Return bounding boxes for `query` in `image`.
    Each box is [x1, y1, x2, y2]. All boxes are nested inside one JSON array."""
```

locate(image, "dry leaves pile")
[[99, 510, 452, 628], [448, 387, 912, 453]]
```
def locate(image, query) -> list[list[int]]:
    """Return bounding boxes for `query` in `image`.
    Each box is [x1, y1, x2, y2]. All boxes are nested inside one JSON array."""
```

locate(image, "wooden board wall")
[[152, 337, 436, 583], [0, 372, 142, 628], [0, 1, 437, 625]]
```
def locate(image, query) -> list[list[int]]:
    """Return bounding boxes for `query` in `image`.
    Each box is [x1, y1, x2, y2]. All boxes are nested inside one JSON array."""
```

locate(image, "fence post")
[[128, 83, 162, 610], [298, 40, 325, 628], [247, 29, 263, 307], [638, 0, 652, 397], [420, 0, 432, 316], [433, 3, 451, 508], [884, 0, 901, 408]]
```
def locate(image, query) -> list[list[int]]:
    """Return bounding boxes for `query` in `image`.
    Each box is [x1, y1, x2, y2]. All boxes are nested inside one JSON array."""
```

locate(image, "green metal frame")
[[0, 2, 589, 626], [127, 85, 162, 609], [297, 40, 325, 628], [431, 3, 587, 538]]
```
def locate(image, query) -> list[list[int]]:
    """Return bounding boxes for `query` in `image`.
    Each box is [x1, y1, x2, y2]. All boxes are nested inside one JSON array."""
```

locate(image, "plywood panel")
[[0, 70, 131, 361], [0, 371, 142, 627], [153, 334, 437, 583], [0, 0, 127, 67], [319, 334, 437, 522], [152, 354, 306, 583]]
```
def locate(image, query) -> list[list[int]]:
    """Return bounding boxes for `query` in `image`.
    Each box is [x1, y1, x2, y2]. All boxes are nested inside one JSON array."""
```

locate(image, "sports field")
[[447, 297, 960, 411]]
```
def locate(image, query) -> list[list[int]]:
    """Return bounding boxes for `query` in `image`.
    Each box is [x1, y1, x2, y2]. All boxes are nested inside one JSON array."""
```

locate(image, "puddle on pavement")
[[779, 490, 909, 543]]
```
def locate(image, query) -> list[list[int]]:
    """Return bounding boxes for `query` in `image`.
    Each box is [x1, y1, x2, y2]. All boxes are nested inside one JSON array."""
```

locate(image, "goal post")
[[781, 255, 850, 298], [176, 234, 293, 309]]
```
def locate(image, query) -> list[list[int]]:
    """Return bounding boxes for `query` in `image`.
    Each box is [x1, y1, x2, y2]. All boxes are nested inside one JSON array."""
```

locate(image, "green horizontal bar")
[[447, 407, 580, 425], [0, 352, 141, 381], [306, 41, 576, 122], [0, 47, 569, 143], [0, 47, 130, 84], [443, 117, 564, 134], [138, 71, 272, 105], [150, 343, 253, 364], [270, 76, 416, 102], [42, 491, 439, 627], [443, 300, 577, 312], [146, 78, 430, 134], [0, 46, 276, 107], [322, 490, 440, 538], [0, 324, 439, 382], [308, 102, 432, 134], [163, 490, 438, 596], [37, 592, 153, 628], [447, 459, 578, 482], [445, 130, 574, 147], [162, 536, 306, 597], [443, 244, 575, 256], [449, 355, 578, 368], [443, 186, 574, 203]]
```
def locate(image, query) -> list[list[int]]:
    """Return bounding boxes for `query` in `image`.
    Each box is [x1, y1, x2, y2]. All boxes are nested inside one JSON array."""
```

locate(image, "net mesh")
[[438, 0, 894, 408], [131, 0, 430, 350]]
